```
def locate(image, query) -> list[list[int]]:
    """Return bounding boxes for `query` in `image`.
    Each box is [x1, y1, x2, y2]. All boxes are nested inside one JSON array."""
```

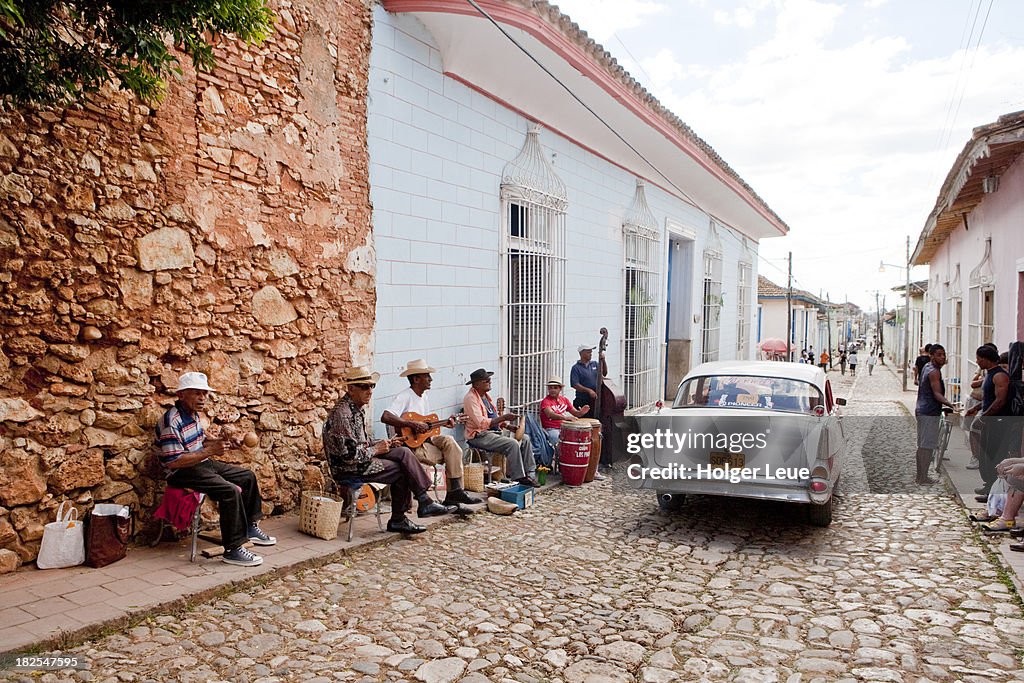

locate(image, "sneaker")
[[592, 472, 607, 481], [982, 518, 1015, 533], [247, 524, 276, 546], [966, 458, 980, 470], [223, 546, 263, 567]]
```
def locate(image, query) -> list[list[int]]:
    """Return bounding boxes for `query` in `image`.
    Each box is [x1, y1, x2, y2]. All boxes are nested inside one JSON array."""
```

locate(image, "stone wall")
[[0, 0, 374, 569]]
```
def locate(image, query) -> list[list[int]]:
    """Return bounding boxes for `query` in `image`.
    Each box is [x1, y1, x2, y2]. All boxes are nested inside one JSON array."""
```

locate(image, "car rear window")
[[673, 375, 824, 413]]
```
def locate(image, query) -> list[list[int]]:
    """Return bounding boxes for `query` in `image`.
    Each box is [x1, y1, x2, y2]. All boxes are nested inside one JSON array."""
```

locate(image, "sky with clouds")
[[550, 0, 1024, 310]]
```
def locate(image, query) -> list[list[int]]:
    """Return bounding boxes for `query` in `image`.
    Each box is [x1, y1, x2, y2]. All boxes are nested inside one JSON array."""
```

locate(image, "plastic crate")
[[499, 484, 535, 510]]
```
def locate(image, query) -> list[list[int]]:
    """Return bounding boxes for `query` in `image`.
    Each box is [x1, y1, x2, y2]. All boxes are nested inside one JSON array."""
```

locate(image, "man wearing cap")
[[380, 360, 482, 506], [463, 368, 539, 488], [156, 372, 274, 568], [323, 366, 451, 534], [571, 344, 607, 417]]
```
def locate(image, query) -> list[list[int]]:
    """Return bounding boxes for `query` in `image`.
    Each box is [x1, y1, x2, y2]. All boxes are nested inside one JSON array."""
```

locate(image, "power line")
[[947, 0, 995, 144]]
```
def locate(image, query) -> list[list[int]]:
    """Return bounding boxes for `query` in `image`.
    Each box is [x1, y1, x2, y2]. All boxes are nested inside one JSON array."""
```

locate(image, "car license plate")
[[709, 451, 745, 469]]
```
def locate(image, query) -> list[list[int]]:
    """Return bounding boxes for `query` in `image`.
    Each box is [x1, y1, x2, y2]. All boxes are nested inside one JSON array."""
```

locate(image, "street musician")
[[380, 359, 482, 506]]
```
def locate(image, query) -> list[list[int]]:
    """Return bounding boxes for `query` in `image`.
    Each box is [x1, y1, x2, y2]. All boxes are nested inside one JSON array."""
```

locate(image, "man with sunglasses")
[[323, 366, 450, 534]]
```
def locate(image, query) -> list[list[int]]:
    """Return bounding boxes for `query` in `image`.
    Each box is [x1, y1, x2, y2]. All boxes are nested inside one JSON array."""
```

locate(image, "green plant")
[[0, 0, 274, 104]]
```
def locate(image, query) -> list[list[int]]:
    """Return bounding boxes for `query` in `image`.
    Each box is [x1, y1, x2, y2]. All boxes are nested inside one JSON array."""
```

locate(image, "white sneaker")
[[966, 458, 980, 470]]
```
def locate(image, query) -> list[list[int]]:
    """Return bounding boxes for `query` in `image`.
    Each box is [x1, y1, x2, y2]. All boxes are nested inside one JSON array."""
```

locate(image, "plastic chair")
[[335, 479, 385, 542]]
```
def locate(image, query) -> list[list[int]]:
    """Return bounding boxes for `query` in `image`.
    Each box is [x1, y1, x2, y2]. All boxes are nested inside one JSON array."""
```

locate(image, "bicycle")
[[932, 402, 962, 473]]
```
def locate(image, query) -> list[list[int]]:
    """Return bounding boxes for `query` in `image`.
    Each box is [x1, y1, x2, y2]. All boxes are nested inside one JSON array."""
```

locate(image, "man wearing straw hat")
[[381, 359, 483, 506], [463, 368, 539, 488], [156, 372, 274, 567], [323, 366, 451, 535]]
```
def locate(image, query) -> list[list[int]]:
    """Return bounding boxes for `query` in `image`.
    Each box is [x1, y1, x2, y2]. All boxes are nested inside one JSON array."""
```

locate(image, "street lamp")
[[879, 236, 912, 392]]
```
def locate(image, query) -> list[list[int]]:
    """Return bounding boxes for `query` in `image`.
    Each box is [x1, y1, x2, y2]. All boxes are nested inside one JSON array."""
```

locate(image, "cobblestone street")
[[6, 365, 1024, 683]]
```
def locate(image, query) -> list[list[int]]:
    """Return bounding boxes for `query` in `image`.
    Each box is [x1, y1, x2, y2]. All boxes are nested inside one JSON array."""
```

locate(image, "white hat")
[[399, 359, 437, 377], [341, 366, 381, 386], [578, 344, 595, 353], [546, 375, 564, 386], [176, 372, 215, 393]]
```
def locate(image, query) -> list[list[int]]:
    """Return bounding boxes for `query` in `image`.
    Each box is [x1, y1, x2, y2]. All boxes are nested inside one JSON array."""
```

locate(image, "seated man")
[[539, 375, 590, 448], [381, 359, 482, 506], [463, 368, 538, 488], [323, 366, 450, 535], [156, 372, 275, 568]]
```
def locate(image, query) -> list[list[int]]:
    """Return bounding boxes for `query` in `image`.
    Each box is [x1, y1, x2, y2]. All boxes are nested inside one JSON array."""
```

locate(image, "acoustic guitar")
[[495, 398, 525, 442], [396, 412, 464, 449]]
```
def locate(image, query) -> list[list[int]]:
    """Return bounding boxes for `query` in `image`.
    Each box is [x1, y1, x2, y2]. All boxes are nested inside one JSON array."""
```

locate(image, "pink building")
[[913, 110, 1024, 395]]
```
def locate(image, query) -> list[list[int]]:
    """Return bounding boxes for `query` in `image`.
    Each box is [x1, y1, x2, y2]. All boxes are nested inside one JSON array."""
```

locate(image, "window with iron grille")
[[500, 126, 567, 413], [622, 180, 659, 413], [945, 298, 962, 402], [967, 239, 996, 381], [736, 262, 752, 359], [701, 243, 723, 363]]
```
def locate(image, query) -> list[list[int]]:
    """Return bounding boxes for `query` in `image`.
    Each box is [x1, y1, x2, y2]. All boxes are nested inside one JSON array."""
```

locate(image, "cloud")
[[551, 0, 668, 43]]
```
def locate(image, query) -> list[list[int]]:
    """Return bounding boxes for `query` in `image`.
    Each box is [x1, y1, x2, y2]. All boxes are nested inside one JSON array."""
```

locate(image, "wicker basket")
[[464, 450, 486, 492], [298, 487, 344, 540]]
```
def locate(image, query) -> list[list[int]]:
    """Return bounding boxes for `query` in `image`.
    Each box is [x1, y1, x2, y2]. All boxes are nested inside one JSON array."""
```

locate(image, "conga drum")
[[558, 422, 592, 486], [579, 418, 603, 482]]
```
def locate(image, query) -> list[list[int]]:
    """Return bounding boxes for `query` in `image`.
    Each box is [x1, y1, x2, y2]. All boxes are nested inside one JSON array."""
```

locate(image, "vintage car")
[[628, 361, 846, 526]]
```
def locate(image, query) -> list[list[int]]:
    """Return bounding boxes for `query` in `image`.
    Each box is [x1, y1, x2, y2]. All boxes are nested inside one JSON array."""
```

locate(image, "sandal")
[[969, 511, 999, 523], [982, 518, 1015, 533]]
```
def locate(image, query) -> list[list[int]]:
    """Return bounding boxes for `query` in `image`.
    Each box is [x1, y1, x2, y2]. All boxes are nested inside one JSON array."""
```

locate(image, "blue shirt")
[[570, 360, 599, 393]]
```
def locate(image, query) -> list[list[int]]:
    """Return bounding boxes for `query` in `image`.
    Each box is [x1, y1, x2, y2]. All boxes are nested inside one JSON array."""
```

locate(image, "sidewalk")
[[879, 363, 1024, 593], [0, 502, 458, 655]]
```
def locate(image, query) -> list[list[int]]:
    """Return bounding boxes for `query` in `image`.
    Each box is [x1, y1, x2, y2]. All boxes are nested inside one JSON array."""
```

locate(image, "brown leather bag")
[[85, 504, 132, 568]]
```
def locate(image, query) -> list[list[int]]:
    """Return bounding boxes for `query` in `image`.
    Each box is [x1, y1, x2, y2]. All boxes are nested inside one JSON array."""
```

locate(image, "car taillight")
[[809, 480, 828, 493], [813, 405, 825, 416]]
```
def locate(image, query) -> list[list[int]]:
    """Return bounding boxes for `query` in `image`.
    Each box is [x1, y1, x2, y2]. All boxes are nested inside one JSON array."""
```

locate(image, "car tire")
[[657, 493, 686, 511], [806, 497, 833, 527]]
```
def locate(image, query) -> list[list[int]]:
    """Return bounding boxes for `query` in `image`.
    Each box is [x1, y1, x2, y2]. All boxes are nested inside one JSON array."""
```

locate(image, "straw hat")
[[546, 375, 564, 386], [399, 359, 437, 377], [175, 372, 216, 393], [341, 366, 380, 386]]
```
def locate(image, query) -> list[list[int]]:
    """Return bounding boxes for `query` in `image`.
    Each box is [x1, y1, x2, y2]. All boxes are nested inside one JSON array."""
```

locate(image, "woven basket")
[[464, 450, 486, 492], [298, 487, 344, 540]]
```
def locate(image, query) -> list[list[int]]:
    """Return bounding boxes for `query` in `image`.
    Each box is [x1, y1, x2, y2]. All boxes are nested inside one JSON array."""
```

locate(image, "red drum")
[[558, 422, 592, 487]]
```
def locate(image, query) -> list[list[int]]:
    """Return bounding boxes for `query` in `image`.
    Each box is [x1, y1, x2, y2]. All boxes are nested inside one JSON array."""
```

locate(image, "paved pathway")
[[4, 361, 1024, 682]]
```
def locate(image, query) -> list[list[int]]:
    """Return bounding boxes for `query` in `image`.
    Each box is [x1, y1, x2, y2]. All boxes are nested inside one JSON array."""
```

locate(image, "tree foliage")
[[0, 1, 274, 105]]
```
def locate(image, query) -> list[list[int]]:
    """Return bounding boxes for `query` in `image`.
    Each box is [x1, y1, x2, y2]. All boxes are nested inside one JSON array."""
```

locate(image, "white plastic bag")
[[37, 501, 85, 569], [987, 478, 1009, 518]]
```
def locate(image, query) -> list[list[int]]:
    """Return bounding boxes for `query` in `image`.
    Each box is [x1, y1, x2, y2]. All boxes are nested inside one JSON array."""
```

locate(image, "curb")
[[3, 513, 462, 657]]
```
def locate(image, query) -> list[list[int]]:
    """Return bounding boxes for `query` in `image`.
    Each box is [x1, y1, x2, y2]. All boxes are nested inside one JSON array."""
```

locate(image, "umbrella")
[[758, 338, 792, 354]]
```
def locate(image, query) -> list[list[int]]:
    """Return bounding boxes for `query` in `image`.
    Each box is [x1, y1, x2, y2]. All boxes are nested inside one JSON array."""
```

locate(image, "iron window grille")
[[701, 228, 723, 363], [622, 180, 660, 414], [736, 261, 752, 359]]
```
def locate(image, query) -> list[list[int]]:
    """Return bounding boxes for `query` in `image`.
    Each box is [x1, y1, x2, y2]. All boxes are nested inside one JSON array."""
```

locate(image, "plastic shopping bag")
[[37, 501, 86, 569], [987, 478, 1009, 518]]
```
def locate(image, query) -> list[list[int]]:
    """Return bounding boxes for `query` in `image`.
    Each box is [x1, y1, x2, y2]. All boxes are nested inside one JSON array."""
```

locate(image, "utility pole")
[[826, 292, 833, 370], [874, 291, 881, 355], [902, 235, 911, 392], [786, 252, 793, 362]]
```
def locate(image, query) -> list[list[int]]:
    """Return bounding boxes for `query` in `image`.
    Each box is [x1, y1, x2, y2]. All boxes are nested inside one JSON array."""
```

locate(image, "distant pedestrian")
[[839, 351, 848, 375], [819, 350, 830, 372], [878, 351, 885, 366], [849, 350, 859, 375], [867, 352, 877, 375], [913, 345, 933, 385]]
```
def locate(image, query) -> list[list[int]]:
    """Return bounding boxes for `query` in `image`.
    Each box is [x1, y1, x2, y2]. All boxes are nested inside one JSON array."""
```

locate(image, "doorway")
[[665, 233, 694, 399]]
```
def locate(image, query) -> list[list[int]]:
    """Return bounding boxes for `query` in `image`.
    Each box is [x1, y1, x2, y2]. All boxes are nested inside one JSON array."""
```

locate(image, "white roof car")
[[627, 360, 846, 526]]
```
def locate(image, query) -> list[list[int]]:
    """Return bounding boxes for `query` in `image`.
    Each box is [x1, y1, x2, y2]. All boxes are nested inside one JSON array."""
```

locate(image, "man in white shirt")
[[381, 359, 482, 506]]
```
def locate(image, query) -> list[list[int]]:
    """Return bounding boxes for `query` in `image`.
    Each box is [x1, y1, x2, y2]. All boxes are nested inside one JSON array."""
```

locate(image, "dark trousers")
[[363, 447, 430, 520], [168, 460, 262, 550], [573, 392, 597, 418], [980, 418, 1018, 487]]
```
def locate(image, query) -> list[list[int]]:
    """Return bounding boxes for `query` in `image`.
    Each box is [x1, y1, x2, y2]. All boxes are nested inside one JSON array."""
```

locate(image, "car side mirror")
[[836, 398, 847, 406]]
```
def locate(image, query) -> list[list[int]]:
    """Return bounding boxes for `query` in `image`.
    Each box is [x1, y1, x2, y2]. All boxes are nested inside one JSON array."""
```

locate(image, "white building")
[[913, 110, 1024, 400], [367, 0, 788, 429], [756, 276, 823, 358]]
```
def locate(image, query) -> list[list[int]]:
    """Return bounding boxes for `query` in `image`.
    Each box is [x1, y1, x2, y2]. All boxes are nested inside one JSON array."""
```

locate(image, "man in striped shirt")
[[156, 372, 274, 567]]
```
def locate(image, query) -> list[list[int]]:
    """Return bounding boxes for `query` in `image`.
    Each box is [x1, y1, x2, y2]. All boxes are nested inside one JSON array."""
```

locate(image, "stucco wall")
[[368, 7, 758, 428], [0, 0, 373, 568]]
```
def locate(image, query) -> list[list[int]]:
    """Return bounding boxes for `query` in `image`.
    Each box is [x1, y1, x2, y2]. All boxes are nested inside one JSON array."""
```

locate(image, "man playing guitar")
[[381, 359, 483, 506]]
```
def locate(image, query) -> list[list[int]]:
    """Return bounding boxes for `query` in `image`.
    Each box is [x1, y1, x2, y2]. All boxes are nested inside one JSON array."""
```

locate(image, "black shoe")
[[443, 489, 483, 505], [1010, 526, 1024, 538], [517, 476, 540, 488], [386, 517, 426, 534], [975, 485, 991, 495], [417, 501, 451, 518], [915, 477, 938, 485], [974, 494, 989, 503]]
